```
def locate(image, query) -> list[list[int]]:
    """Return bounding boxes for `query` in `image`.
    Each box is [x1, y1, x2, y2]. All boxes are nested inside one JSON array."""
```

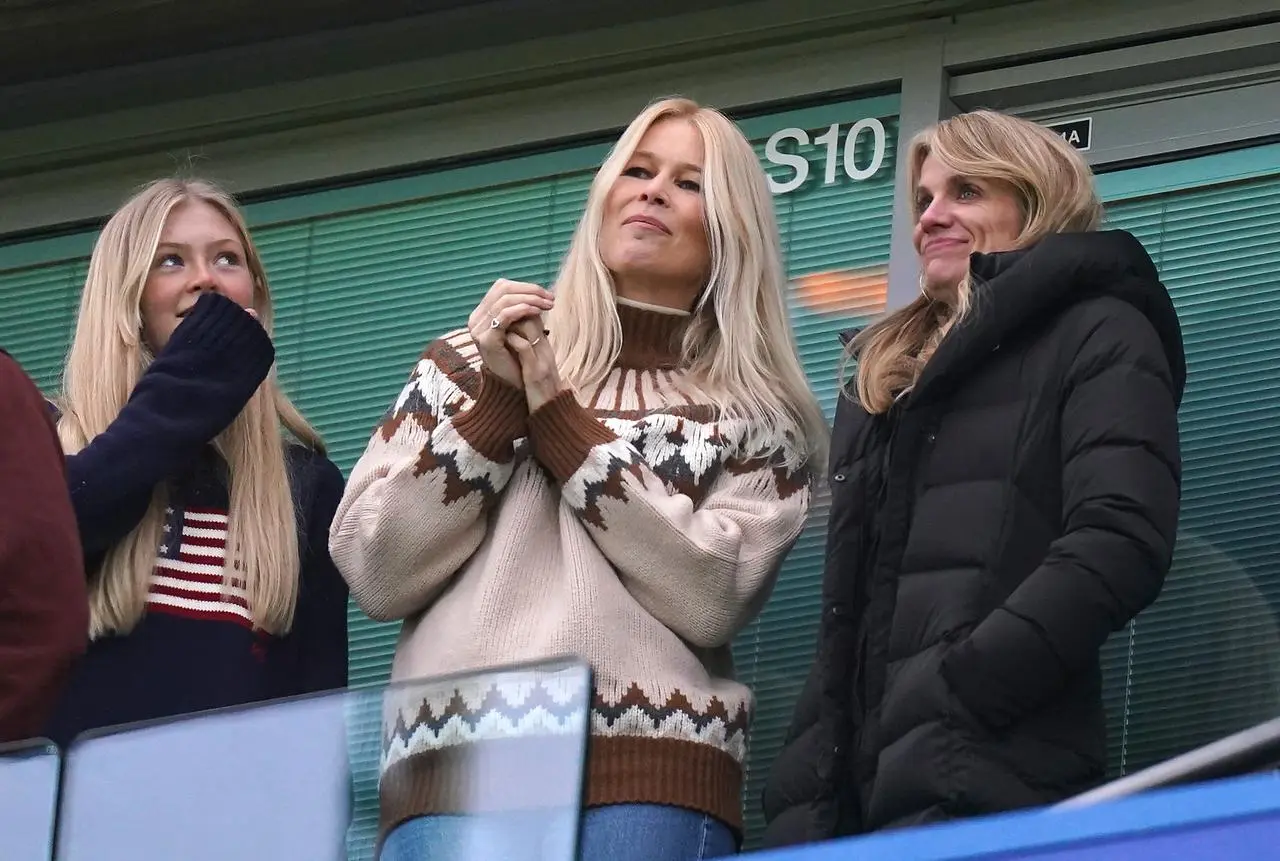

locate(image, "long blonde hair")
[[548, 96, 827, 467], [851, 109, 1105, 413], [57, 178, 324, 639]]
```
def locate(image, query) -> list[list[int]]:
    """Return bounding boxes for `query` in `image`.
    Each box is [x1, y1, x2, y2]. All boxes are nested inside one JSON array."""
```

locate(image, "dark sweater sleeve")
[[941, 303, 1181, 729], [0, 352, 88, 743], [65, 293, 275, 558], [292, 453, 349, 695]]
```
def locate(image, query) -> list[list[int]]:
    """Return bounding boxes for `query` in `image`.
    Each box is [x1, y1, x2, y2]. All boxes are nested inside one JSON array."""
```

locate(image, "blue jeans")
[[379, 803, 736, 861]]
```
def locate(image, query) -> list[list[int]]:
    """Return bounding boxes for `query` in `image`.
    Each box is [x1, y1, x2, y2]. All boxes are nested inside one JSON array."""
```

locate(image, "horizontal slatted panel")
[[734, 111, 897, 849], [255, 223, 395, 859], [255, 222, 318, 382], [0, 260, 85, 392], [1100, 172, 1280, 778]]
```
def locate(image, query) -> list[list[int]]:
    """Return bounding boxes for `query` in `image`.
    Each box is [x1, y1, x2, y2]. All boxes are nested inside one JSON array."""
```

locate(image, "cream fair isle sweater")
[[330, 297, 812, 839]]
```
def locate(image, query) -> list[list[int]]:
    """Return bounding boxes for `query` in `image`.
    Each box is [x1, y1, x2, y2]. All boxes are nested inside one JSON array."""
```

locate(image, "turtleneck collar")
[[615, 296, 689, 369]]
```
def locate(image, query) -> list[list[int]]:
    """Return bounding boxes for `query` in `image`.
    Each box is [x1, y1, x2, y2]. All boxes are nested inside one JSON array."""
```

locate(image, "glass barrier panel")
[[52, 657, 590, 861], [0, 738, 60, 861]]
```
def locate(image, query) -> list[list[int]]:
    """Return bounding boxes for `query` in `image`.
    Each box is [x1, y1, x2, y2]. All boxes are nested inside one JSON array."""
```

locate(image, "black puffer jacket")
[[761, 230, 1185, 845]]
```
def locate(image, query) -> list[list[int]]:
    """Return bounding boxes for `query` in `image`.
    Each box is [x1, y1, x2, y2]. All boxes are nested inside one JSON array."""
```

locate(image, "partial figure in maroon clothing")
[[0, 349, 87, 743]]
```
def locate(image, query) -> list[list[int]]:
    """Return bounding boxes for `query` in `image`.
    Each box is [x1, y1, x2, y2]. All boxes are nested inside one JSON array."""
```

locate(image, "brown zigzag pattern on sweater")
[[385, 682, 748, 749], [386, 681, 590, 748], [577, 451, 648, 529], [376, 338, 479, 441], [593, 684, 750, 739], [374, 337, 508, 507], [635, 417, 727, 504], [602, 414, 807, 508], [726, 448, 811, 500]]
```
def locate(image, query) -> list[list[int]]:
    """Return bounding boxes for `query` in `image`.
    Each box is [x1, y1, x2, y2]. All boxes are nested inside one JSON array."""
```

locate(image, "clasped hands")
[[467, 278, 567, 413]]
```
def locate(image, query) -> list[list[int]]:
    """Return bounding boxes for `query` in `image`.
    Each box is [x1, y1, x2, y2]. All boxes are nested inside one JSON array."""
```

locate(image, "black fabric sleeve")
[[65, 292, 275, 557]]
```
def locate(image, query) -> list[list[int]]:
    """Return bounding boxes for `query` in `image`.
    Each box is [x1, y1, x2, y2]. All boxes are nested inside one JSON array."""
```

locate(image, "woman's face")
[[140, 199, 256, 351], [599, 117, 710, 310], [912, 153, 1024, 300]]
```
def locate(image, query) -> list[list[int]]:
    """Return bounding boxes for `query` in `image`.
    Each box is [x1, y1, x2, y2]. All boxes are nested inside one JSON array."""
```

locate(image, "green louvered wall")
[[0, 261, 87, 386], [1098, 167, 1280, 781]]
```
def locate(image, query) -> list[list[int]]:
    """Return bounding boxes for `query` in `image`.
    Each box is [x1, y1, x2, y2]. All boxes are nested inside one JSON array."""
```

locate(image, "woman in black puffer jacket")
[[761, 109, 1185, 846]]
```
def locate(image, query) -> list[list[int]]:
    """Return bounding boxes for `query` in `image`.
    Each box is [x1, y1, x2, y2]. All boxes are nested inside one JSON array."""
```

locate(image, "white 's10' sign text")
[[764, 118, 888, 195]]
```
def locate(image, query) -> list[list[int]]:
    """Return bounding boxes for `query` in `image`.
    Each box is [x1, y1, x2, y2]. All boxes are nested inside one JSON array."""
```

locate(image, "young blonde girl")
[[46, 178, 349, 745]]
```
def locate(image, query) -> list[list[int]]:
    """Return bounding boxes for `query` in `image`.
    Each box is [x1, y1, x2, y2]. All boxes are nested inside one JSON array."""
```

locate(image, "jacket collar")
[[908, 230, 1185, 406]]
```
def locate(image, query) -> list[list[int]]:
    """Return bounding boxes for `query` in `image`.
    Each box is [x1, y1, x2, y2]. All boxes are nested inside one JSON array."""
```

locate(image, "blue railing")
[[3, 664, 1276, 861]]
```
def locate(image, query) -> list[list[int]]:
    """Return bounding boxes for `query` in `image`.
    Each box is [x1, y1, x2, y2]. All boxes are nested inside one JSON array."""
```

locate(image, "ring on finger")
[[490, 316, 502, 329], [530, 336, 542, 346]]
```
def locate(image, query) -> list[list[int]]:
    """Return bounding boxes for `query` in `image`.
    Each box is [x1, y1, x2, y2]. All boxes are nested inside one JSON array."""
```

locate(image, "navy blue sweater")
[[45, 293, 349, 746]]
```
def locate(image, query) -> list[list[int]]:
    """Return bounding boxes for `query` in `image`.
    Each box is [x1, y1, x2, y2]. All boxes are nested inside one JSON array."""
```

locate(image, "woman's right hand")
[[468, 278, 554, 388]]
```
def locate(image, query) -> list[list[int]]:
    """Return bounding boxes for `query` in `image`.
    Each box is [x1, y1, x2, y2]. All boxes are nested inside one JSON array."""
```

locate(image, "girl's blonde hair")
[[548, 96, 828, 466], [851, 109, 1104, 413], [57, 177, 324, 639]]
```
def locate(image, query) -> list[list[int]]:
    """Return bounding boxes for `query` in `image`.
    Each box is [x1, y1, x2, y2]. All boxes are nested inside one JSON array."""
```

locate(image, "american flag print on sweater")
[[146, 504, 251, 628]]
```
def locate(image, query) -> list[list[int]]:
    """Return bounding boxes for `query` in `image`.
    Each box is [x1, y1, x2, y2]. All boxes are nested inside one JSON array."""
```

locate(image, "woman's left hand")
[[506, 319, 566, 412]]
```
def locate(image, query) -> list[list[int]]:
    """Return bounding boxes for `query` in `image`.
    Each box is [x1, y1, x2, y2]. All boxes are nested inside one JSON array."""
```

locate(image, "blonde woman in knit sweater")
[[331, 96, 827, 861]]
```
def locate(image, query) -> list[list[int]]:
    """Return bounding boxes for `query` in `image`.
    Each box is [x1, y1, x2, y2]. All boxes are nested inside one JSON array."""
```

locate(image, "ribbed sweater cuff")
[[164, 291, 275, 375], [528, 390, 618, 482], [451, 368, 528, 461]]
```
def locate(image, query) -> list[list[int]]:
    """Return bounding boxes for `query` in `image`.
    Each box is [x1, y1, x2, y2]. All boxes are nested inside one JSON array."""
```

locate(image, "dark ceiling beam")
[[0, 0, 481, 86]]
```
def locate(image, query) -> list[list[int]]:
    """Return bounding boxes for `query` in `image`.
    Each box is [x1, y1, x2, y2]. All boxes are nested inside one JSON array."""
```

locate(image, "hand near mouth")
[[175, 297, 259, 324]]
